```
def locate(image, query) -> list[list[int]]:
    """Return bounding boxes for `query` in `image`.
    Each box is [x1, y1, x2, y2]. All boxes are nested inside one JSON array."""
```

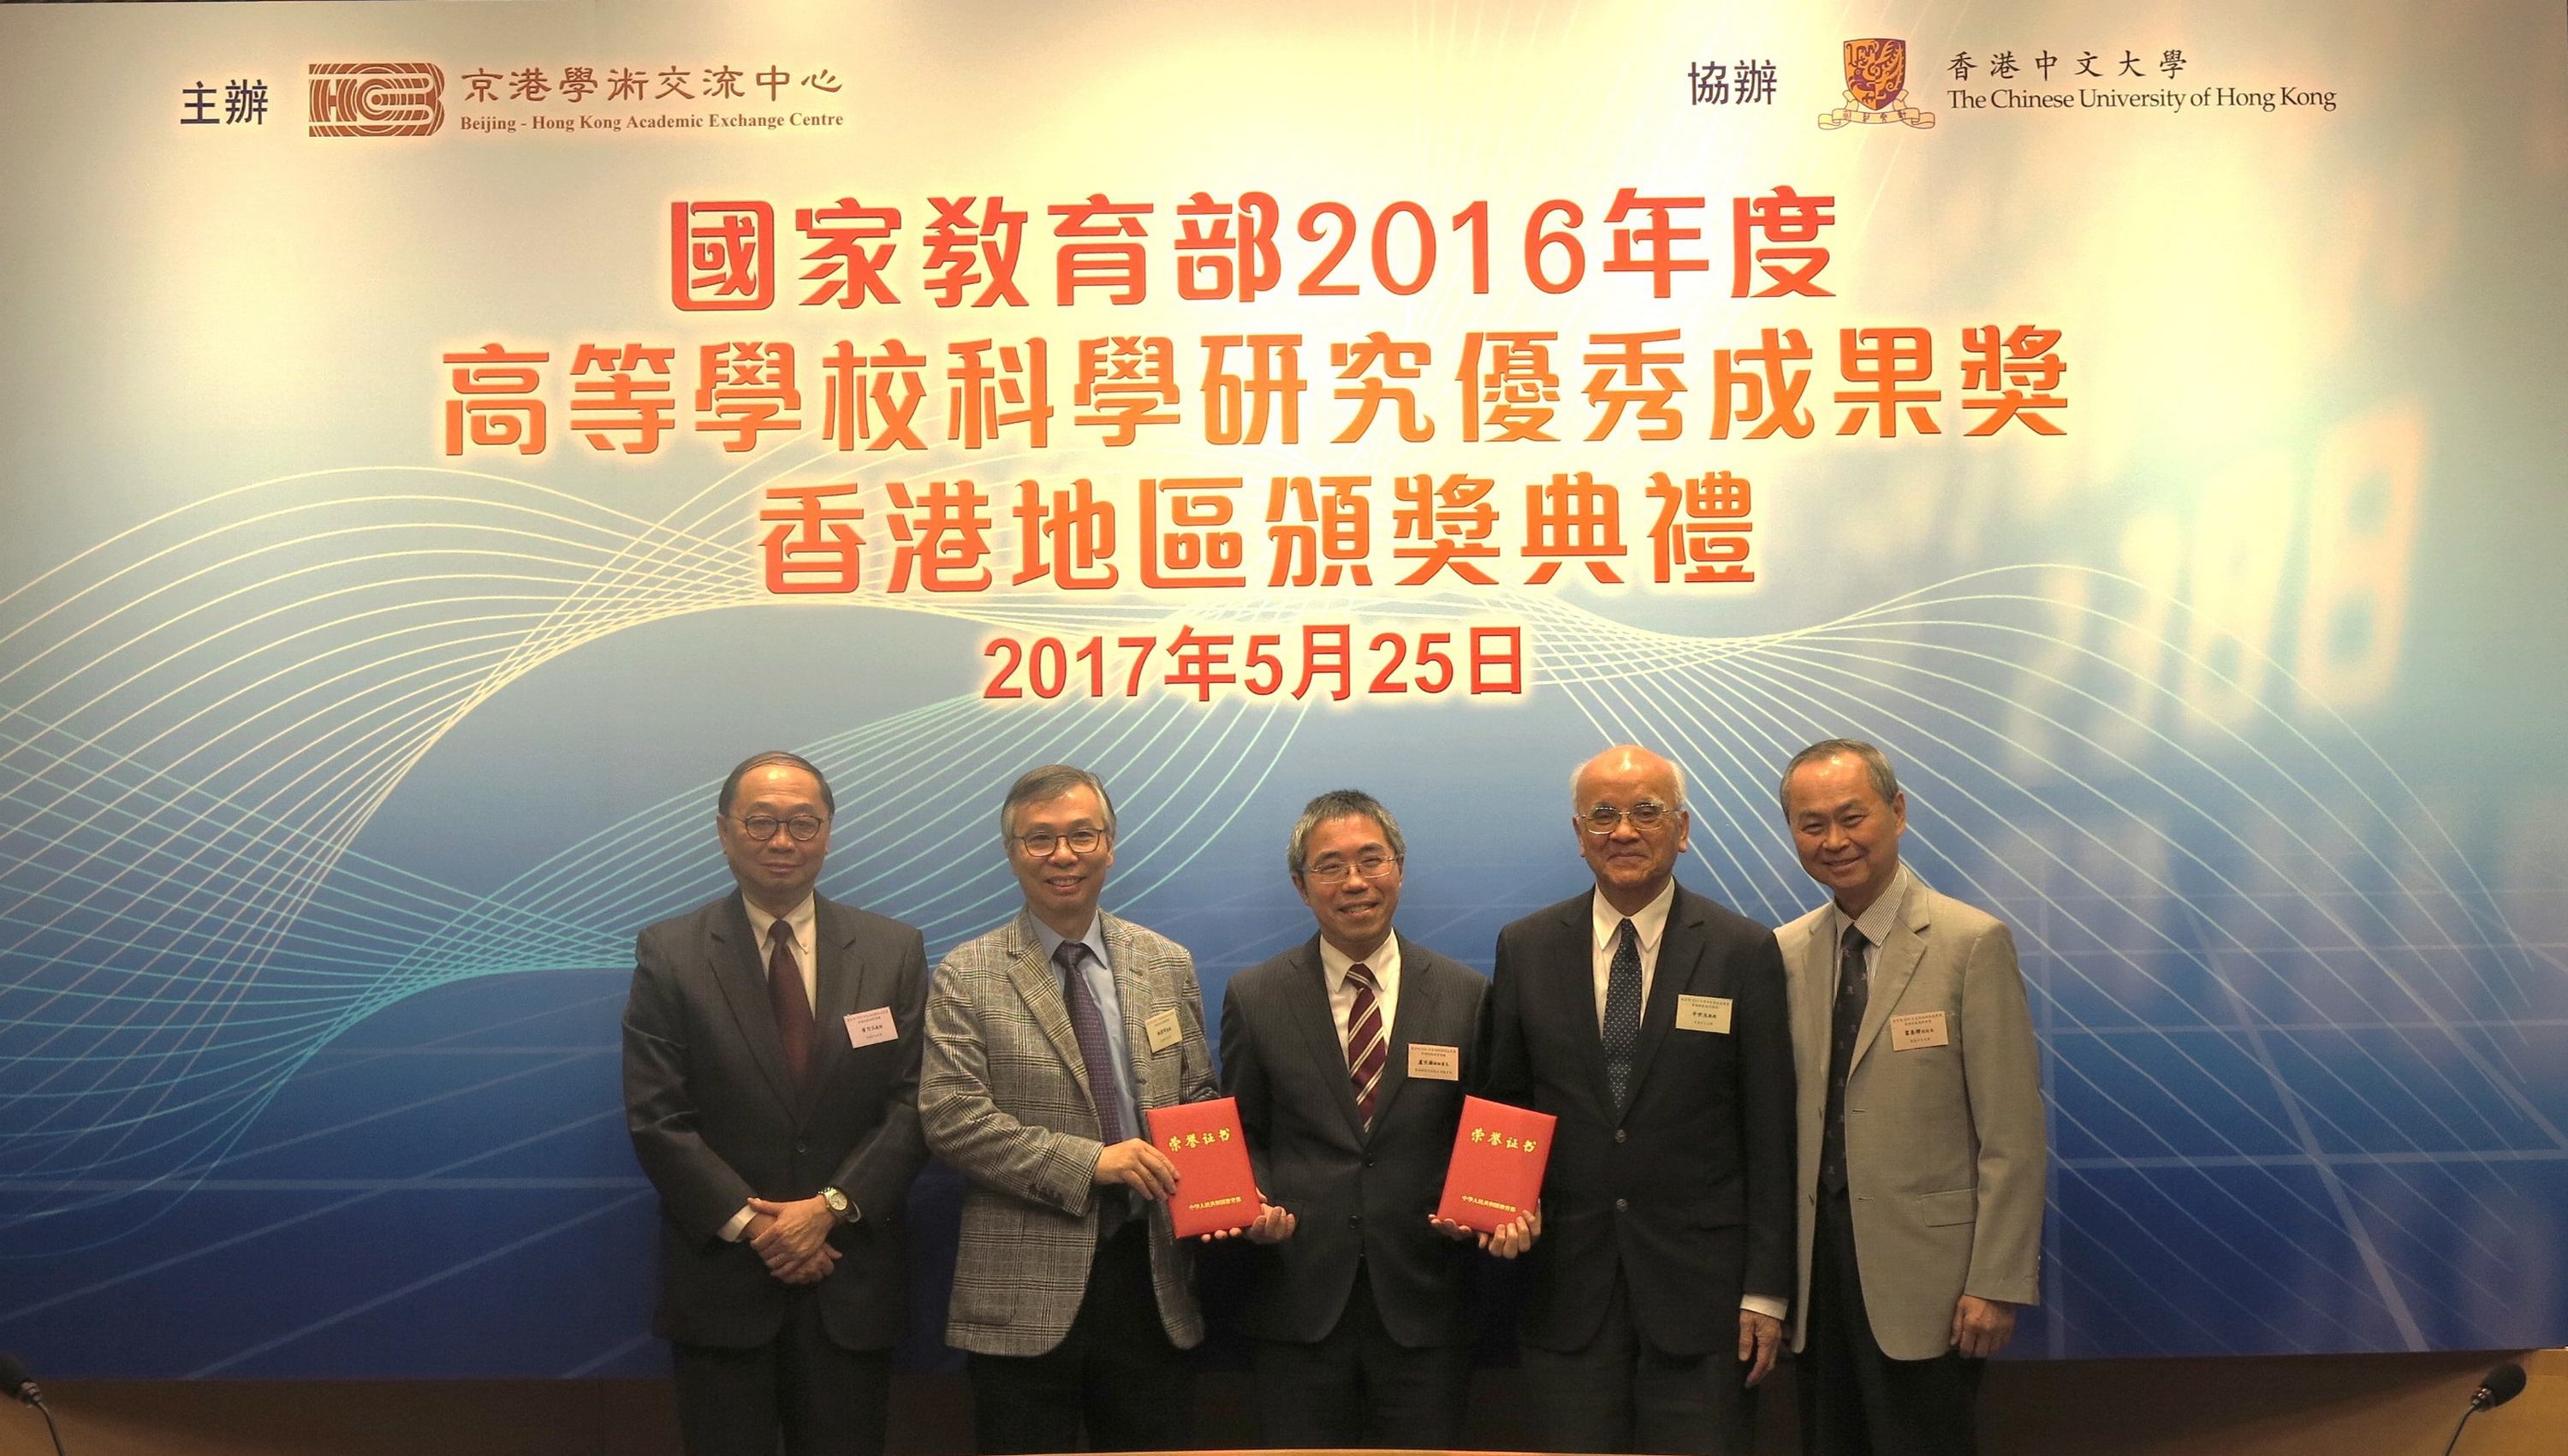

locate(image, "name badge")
[[1144, 1007, 1184, 1053], [1408, 1043, 1460, 1080], [1675, 995, 1733, 1034], [1889, 1011, 1950, 1050], [844, 1007, 898, 1048]]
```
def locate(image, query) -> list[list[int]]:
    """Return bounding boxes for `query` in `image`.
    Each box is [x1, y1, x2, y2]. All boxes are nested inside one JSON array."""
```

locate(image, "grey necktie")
[[1820, 923, 1870, 1193]]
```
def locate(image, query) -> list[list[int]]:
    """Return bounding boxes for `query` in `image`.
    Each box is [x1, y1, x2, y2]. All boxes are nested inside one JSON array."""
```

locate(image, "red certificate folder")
[[1435, 1096, 1556, 1233], [1144, 1096, 1261, 1239]]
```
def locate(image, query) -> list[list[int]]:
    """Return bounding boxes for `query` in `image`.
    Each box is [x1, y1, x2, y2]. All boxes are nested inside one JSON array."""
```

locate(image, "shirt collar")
[[1591, 877, 1677, 952], [1833, 864, 1914, 949], [1030, 912, 1110, 972], [1319, 930, 1401, 990], [742, 894, 816, 951]]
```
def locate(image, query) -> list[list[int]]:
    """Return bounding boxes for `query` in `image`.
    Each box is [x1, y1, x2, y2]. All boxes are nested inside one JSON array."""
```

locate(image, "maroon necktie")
[[1346, 961, 1387, 1126], [767, 918, 813, 1086]]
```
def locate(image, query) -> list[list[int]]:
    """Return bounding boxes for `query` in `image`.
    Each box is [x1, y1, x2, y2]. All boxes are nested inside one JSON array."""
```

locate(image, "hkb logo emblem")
[[1819, 39, 1935, 130], [308, 62, 445, 137]]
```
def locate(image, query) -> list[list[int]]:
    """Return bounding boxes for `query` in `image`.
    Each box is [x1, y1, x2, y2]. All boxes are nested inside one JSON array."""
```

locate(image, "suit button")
[[1349, 1214, 1363, 1227], [1364, 1156, 1376, 1168], [1614, 1197, 1629, 1212], [1614, 1129, 1627, 1144], [794, 1142, 809, 1154]]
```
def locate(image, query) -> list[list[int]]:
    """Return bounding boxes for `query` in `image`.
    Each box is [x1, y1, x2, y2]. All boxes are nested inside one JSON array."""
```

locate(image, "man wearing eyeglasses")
[[921, 764, 1233, 1453], [623, 750, 930, 1456], [1478, 744, 1796, 1455], [1217, 788, 1520, 1447]]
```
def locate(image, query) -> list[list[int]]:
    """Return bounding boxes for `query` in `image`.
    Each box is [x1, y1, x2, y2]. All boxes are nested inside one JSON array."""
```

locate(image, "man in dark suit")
[[1479, 744, 1797, 1455], [1220, 788, 1521, 1447], [623, 750, 930, 1456]]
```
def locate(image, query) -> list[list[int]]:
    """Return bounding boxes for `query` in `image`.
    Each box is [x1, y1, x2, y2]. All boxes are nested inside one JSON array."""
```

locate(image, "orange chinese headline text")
[[439, 325, 2065, 456]]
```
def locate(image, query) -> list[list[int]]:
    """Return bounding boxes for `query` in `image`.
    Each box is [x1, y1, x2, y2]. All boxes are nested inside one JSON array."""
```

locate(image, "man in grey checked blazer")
[[921, 764, 1224, 1453]]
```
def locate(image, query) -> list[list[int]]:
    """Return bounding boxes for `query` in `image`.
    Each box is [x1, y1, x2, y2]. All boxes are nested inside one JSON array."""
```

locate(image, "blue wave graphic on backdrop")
[[2, 465, 2559, 1360]]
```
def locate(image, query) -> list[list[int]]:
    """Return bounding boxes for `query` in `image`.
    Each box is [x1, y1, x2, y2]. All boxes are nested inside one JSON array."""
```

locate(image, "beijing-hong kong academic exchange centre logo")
[[308, 62, 447, 137], [1819, 39, 1935, 130]]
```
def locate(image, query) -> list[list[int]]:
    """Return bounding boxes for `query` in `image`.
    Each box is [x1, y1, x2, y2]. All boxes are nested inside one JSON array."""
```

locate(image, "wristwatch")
[[819, 1186, 856, 1223]]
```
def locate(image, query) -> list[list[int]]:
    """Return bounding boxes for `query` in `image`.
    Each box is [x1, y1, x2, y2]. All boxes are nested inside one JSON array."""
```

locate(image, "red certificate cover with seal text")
[[1144, 1096, 1261, 1239], [1435, 1096, 1555, 1233]]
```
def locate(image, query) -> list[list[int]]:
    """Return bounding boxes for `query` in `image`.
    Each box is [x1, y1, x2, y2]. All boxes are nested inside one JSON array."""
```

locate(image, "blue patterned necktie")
[[1602, 918, 1643, 1108], [1057, 938, 1130, 1236], [1055, 939, 1127, 1145]]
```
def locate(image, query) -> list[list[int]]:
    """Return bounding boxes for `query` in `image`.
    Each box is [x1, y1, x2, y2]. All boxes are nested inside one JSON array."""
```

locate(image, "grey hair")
[[1777, 739, 1900, 815], [1285, 789, 1408, 876], [1567, 745, 1690, 811], [999, 764, 1118, 842], [717, 750, 836, 817]]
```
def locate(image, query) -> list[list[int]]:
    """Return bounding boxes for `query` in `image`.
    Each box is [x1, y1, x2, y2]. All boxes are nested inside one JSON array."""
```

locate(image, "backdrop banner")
[[3, 0, 2563, 1376]]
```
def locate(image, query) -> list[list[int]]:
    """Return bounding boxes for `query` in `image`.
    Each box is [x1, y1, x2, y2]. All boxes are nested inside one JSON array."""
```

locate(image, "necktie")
[[1055, 940, 1128, 1145], [1602, 918, 1643, 1109], [1345, 961, 1387, 1126], [1820, 923, 1870, 1193], [766, 918, 812, 1088]]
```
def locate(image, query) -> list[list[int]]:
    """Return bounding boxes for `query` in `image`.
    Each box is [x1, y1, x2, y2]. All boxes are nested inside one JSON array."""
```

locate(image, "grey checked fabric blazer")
[[922, 906, 1217, 1357]]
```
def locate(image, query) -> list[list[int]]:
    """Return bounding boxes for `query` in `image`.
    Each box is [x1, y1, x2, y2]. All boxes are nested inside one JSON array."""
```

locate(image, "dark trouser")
[[1519, 1269, 1756, 1454], [965, 1220, 1194, 1453], [1250, 1263, 1474, 1448], [1800, 1187, 1983, 1456], [670, 1293, 891, 1456]]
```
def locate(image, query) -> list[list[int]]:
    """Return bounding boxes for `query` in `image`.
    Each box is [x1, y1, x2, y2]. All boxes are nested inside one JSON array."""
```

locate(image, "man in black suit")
[[1478, 744, 1797, 1454], [623, 750, 930, 1456], [1220, 789, 1523, 1447]]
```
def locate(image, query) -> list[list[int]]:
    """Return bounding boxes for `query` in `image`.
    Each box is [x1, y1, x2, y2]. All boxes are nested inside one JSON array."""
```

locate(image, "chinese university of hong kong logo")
[[1819, 39, 1935, 130], [308, 62, 446, 137]]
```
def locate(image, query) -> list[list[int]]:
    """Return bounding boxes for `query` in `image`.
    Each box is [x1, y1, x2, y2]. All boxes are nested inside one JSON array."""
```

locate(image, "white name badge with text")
[[1144, 1007, 1184, 1053], [844, 1007, 898, 1048], [1889, 1011, 1951, 1050], [1408, 1043, 1460, 1079], [1675, 995, 1733, 1034]]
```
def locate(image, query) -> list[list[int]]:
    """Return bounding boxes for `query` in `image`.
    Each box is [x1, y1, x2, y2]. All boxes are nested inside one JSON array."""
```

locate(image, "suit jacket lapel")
[[1369, 936, 1437, 1134], [1103, 912, 1158, 1114], [1850, 882, 1929, 1076], [1626, 888, 1697, 1097], [1001, 910, 1092, 1102], [1283, 936, 1366, 1143], [709, 893, 797, 1114], [1794, 916, 1836, 1081], [1558, 900, 1619, 1116], [797, 896, 859, 1121]]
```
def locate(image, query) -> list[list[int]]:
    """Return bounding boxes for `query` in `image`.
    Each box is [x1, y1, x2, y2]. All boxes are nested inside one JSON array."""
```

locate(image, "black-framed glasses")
[[1015, 828, 1109, 857], [735, 812, 827, 842], [1301, 853, 1403, 884], [1581, 800, 1677, 835]]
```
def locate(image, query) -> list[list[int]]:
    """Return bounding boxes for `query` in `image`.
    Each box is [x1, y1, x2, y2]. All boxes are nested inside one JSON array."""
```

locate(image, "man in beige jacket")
[[1775, 740, 2047, 1456]]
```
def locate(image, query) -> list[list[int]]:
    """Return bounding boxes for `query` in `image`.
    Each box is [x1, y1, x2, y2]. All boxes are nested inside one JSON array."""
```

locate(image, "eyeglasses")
[[1014, 828, 1109, 857], [735, 813, 827, 842], [1301, 853, 1403, 884], [1581, 800, 1678, 835]]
